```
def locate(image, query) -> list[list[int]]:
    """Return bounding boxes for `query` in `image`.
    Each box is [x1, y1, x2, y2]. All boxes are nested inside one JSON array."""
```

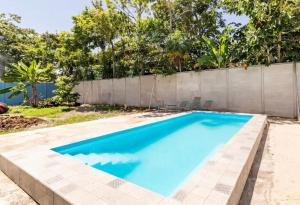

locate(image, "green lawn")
[[8, 106, 74, 118], [1, 105, 131, 135], [51, 111, 123, 126]]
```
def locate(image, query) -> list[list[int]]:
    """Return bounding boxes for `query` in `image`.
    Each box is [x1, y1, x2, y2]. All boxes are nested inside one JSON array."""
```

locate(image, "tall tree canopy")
[[0, 0, 299, 82], [222, 0, 300, 65]]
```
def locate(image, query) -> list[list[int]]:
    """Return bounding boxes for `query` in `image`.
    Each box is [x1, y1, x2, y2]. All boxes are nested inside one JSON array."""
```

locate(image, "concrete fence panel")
[[228, 67, 263, 113], [113, 78, 126, 105], [297, 63, 300, 107], [74, 82, 84, 104], [75, 62, 300, 118], [156, 74, 177, 105], [90, 80, 101, 104], [263, 63, 295, 117], [100, 79, 113, 104], [176, 72, 201, 103], [140, 75, 155, 107], [296, 63, 300, 118], [83, 81, 93, 104], [200, 69, 227, 110], [125, 77, 140, 106]]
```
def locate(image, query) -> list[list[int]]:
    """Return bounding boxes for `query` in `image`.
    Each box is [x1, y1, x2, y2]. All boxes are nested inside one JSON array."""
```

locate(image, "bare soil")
[[0, 115, 45, 130]]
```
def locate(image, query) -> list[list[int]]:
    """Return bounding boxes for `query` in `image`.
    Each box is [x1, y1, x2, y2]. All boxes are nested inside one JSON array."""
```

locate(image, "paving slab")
[[0, 112, 266, 205]]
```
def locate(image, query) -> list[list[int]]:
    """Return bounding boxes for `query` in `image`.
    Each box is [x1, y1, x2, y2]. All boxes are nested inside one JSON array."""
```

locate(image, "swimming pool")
[[52, 112, 252, 196]]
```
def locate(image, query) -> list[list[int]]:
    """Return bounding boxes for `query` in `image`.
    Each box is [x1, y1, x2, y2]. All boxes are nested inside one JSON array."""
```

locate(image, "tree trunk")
[[179, 58, 182, 72], [277, 33, 282, 62], [110, 39, 116, 78], [31, 84, 38, 107], [277, 0, 283, 63]]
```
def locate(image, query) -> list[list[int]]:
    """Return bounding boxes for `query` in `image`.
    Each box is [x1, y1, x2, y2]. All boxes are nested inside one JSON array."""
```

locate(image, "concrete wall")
[[296, 62, 300, 118], [263, 64, 295, 117], [140, 75, 155, 107], [90, 80, 101, 104], [228, 66, 262, 113], [112, 78, 126, 105], [76, 62, 300, 118], [156, 75, 177, 105], [100, 79, 113, 104], [125, 77, 140, 107], [200, 69, 228, 110], [176, 72, 200, 103]]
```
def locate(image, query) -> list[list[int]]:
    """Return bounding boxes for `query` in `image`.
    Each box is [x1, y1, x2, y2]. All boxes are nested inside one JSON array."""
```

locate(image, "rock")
[[0, 103, 9, 114]]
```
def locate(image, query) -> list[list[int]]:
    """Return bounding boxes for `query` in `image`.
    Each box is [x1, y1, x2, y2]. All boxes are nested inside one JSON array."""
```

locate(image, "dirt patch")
[[0, 115, 45, 130]]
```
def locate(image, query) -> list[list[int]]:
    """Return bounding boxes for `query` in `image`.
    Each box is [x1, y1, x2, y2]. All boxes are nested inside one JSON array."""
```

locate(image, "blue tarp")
[[0, 82, 56, 105]]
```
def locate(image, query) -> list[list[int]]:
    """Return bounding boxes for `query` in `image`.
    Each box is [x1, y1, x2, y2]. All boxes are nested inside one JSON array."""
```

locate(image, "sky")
[[0, 0, 249, 33]]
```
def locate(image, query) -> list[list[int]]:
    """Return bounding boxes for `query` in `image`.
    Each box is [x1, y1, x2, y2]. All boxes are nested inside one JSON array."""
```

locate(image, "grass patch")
[[8, 106, 74, 118], [1, 105, 131, 135], [51, 111, 122, 126], [51, 113, 100, 126]]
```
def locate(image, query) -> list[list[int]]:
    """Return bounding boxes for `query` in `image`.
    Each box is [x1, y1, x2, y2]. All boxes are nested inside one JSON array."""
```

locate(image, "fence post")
[[226, 68, 229, 111], [293, 62, 300, 120], [139, 76, 141, 108], [148, 75, 156, 109], [111, 79, 114, 105], [261, 65, 265, 114]]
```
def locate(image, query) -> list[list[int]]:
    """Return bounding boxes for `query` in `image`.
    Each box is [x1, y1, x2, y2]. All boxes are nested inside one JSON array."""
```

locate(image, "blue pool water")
[[52, 112, 252, 196]]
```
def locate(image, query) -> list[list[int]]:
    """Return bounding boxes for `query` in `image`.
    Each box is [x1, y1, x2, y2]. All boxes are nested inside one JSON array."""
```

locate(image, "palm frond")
[[0, 86, 14, 94]]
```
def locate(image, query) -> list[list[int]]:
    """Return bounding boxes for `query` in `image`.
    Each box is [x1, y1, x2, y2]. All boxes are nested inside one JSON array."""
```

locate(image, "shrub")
[[38, 96, 63, 107], [53, 75, 79, 104]]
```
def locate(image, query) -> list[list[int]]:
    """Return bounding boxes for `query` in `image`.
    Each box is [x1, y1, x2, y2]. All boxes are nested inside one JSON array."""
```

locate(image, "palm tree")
[[0, 61, 51, 107]]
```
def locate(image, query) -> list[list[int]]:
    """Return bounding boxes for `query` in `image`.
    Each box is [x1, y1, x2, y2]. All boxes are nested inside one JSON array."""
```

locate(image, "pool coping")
[[0, 111, 267, 205]]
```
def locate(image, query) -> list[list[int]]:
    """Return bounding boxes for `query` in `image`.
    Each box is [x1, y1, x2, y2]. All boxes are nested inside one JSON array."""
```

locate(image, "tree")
[[55, 32, 96, 80], [0, 13, 58, 73], [166, 30, 190, 72], [0, 61, 51, 107], [53, 75, 79, 104], [222, 0, 300, 65], [195, 27, 232, 69], [72, 0, 129, 78]]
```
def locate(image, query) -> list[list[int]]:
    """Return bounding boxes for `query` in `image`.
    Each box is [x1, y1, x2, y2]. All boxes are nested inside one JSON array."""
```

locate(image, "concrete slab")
[[0, 112, 266, 205]]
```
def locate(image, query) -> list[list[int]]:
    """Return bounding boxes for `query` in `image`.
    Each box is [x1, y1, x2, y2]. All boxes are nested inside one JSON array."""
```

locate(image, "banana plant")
[[196, 27, 232, 69], [0, 60, 51, 107]]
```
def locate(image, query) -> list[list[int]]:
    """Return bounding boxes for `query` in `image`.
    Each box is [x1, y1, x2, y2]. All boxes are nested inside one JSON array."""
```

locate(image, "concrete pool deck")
[[239, 118, 300, 205], [0, 112, 266, 205]]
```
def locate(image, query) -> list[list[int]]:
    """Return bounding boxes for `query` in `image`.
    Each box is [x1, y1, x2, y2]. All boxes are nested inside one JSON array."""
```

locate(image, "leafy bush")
[[38, 96, 63, 107], [53, 75, 79, 105]]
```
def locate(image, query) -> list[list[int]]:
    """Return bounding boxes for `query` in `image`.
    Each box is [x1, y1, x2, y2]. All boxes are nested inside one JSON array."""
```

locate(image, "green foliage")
[[196, 27, 232, 69], [53, 75, 79, 104], [38, 96, 63, 107], [0, 14, 58, 69], [0, 61, 51, 107], [222, 0, 300, 65], [1, 0, 300, 84], [8, 105, 73, 118]]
